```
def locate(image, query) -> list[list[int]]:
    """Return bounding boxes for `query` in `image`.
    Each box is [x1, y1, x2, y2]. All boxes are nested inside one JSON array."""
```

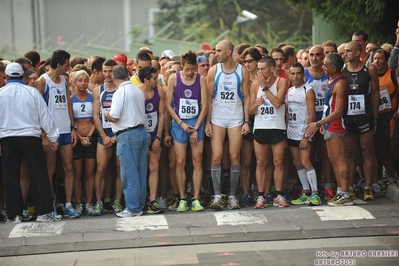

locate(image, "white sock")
[[297, 168, 310, 193], [306, 167, 318, 194]]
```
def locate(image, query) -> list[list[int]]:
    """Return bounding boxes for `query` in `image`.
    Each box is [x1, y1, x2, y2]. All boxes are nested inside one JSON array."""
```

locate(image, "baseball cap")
[[113, 53, 128, 65], [161, 50, 174, 59], [197, 55, 209, 64], [24, 68, 35, 77], [5, 62, 24, 77]]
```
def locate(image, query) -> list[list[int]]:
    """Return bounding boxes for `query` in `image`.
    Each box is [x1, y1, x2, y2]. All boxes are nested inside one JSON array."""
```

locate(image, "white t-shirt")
[[109, 81, 146, 134]]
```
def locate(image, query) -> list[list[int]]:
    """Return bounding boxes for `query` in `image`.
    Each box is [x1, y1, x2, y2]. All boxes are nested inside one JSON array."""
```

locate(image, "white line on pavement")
[[303, 206, 376, 221], [213, 211, 268, 226], [115, 215, 169, 231], [9, 222, 67, 238]]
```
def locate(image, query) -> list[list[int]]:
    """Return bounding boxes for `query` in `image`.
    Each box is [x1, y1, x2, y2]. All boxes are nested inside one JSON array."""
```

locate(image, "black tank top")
[[343, 64, 372, 115]]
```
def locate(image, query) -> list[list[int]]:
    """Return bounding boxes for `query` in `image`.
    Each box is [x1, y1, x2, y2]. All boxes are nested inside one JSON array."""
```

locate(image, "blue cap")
[[196, 55, 209, 64]]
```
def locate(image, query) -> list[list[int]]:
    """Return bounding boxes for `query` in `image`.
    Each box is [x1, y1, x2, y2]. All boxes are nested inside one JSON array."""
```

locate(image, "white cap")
[[161, 50, 174, 59], [5, 62, 24, 77]]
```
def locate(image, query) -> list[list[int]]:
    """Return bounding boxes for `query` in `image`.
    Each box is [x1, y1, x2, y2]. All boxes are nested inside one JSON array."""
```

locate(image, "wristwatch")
[[262, 86, 269, 92], [71, 125, 77, 130], [244, 120, 252, 126], [316, 123, 321, 128], [155, 136, 163, 142]]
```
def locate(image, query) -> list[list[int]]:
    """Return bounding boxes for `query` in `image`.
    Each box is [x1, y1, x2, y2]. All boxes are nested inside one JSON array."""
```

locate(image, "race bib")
[[146, 111, 158, 133], [179, 98, 199, 119], [288, 107, 299, 127], [379, 90, 392, 111], [51, 87, 68, 109], [315, 91, 325, 112], [258, 98, 276, 121], [217, 87, 236, 104], [347, 95, 365, 115], [322, 104, 328, 119], [101, 108, 111, 129]]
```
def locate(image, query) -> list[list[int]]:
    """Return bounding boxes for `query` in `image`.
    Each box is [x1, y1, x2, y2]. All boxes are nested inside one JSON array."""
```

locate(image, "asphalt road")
[[1, 195, 398, 266]]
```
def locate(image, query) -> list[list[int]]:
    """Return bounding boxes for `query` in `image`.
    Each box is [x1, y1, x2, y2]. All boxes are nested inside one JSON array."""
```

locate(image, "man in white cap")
[[161, 50, 174, 59], [0, 63, 61, 223]]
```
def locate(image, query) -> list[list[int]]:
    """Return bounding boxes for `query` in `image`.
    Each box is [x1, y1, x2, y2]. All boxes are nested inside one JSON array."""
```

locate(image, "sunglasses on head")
[[243, 58, 255, 64]]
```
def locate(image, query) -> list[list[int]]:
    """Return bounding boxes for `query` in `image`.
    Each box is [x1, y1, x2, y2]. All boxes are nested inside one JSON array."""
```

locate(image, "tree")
[[155, 0, 313, 49], [287, 0, 399, 45]]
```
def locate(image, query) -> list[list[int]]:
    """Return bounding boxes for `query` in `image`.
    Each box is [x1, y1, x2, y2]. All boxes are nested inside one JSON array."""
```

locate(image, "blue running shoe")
[[239, 194, 251, 207], [63, 206, 81, 218], [265, 194, 274, 206]]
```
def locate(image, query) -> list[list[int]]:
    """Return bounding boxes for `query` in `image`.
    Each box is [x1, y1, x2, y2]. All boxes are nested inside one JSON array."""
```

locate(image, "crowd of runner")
[[0, 24, 398, 223]]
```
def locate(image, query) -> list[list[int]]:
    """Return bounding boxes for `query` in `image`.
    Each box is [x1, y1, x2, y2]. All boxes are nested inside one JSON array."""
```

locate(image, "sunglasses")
[[243, 58, 255, 64]]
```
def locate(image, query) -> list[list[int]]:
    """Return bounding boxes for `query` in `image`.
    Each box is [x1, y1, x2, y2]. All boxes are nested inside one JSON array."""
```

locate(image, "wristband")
[[155, 136, 163, 142], [179, 120, 183, 126]]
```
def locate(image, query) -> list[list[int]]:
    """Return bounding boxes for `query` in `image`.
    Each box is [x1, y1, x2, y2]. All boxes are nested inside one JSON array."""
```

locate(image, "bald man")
[[305, 45, 335, 200], [342, 41, 379, 201], [205, 40, 251, 210]]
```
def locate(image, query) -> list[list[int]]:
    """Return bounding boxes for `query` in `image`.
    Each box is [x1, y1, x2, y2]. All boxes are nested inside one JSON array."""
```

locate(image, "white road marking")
[[213, 211, 268, 226], [304, 206, 376, 221], [115, 215, 169, 231], [9, 222, 66, 238]]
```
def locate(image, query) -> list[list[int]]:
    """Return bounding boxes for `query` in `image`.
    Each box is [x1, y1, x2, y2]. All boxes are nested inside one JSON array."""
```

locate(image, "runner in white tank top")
[[249, 56, 288, 208], [286, 63, 320, 206], [253, 76, 286, 130], [205, 40, 251, 210]]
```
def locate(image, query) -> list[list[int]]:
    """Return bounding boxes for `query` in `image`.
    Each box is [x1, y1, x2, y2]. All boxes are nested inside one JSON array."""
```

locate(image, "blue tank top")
[[173, 72, 202, 119], [305, 68, 328, 121], [99, 83, 117, 129], [145, 87, 160, 140], [72, 93, 93, 120]]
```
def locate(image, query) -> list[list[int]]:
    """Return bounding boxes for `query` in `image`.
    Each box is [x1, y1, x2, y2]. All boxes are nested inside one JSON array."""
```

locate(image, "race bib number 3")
[[347, 95, 365, 115], [146, 111, 158, 133], [179, 98, 199, 119]]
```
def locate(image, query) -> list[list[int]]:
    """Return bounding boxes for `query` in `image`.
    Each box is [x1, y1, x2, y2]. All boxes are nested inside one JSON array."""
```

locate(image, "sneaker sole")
[[147, 210, 164, 214], [191, 207, 204, 211], [176, 208, 188, 212], [328, 202, 354, 207], [291, 201, 309, 205]]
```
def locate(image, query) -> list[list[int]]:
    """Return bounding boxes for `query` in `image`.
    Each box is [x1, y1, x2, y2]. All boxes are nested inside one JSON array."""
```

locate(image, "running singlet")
[[287, 84, 313, 140], [145, 87, 160, 140], [323, 76, 347, 133], [42, 73, 71, 134], [72, 93, 93, 120], [378, 68, 398, 114], [174, 71, 201, 119], [305, 68, 328, 121], [254, 77, 286, 130], [99, 84, 117, 129], [343, 64, 372, 116], [211, 63, 244, 120]]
